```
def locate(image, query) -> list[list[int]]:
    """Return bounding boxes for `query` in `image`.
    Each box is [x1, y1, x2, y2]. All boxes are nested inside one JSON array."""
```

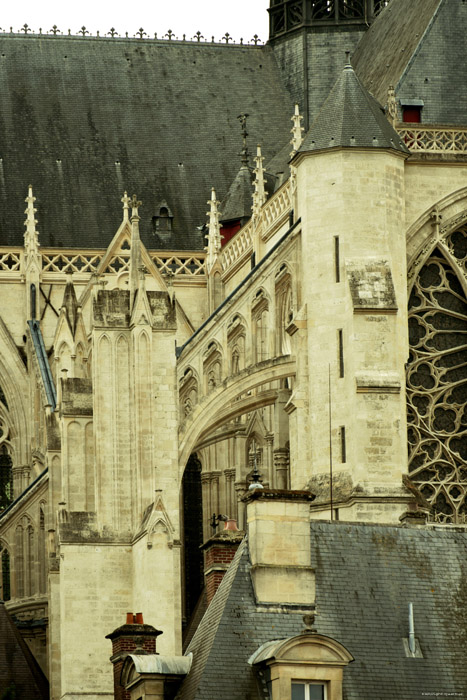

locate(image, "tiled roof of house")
[[178, 522, 467, 699]]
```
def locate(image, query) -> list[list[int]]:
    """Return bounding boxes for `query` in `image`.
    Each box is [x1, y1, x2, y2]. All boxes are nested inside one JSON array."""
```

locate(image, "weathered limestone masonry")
[[293, 144, 410, 522], [52, 206, 182, 699]]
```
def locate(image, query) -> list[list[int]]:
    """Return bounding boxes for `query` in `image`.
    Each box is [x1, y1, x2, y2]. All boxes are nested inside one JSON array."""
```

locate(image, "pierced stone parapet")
[[397, 125, 467, 155]]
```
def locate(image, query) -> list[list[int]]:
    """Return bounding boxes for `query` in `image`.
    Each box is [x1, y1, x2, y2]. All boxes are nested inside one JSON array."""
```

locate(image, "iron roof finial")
[[237, 113, 250, 167], [345, 50, 351, 67]]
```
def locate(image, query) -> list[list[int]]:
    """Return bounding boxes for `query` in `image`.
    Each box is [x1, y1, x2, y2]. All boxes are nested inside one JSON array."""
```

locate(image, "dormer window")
[[400, 99, 424, 123], [152, 202, 174, 235]]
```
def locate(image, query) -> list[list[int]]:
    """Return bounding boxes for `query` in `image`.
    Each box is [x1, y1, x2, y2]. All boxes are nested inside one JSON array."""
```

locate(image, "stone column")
[[274, 448, 290, 490]]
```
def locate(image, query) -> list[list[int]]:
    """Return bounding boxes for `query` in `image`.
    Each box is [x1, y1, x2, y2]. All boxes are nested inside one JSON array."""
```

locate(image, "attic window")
[[400, 99, 424, 124], [152, 203, 173, 235], [292, 683, 326, 700]]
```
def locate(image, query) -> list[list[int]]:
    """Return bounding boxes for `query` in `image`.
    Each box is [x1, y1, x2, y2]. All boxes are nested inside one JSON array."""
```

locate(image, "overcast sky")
[[1, 0, 270, 44]]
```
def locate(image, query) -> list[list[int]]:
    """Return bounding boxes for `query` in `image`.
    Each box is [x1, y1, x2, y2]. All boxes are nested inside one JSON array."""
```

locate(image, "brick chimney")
[[106, 613, 163, 700], [201, 519, 244, 604]]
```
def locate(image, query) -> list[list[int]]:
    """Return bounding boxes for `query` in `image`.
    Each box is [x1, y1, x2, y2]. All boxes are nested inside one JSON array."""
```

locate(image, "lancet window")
[[0, 388, 13, 512], [407, 226, 467, 523], [0, 545, 10, 601], [14, 516, 35, 598], [252, 290, 270, 363]]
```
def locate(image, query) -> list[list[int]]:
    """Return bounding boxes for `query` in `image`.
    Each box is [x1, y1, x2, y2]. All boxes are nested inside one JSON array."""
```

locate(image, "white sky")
[[1, 0, 270, 44]]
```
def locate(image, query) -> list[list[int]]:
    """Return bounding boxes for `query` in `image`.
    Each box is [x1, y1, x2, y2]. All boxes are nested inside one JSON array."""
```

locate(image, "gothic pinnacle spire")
[[121, 191, 130, 221], [252, 144, 267, 220], [290, 103, 304, 157], [237, 113, 250, 167], [205, 187, 223, 273], [24, 184, 39, 253], [129, 194, 142, 308]]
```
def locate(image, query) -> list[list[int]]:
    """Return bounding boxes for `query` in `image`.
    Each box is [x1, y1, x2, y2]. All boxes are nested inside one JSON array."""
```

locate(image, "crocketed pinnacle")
[[205, 188, 223, 273], [24, 185, 39, 254], [252, 144, 267, 219]]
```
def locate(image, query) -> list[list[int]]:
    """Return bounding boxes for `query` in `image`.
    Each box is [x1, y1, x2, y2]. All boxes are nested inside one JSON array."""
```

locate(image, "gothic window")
[[339, 0, 365, 18], [252, 290, 270, 363], [15, 523, 24, 597], [407, 229, 467, 523], [287, 1, 304, 27], [311, 0, 335, 19], [0, 545, 10, 601], [0, 445, 13, 510]]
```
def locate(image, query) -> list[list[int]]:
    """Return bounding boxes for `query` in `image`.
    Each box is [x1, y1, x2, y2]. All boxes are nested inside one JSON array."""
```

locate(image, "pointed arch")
[[0, 542, 10, 601], [407, 229, 467, 523]]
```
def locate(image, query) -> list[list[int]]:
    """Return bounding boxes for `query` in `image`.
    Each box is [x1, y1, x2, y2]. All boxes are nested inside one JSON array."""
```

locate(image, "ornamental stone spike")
[[121, 191, 131, 222], [290, 103, 304, 157], [252, 144, 267, 220], [24, 184, 40, 254], [129, 194, 142, 308], [205, 187, 223, 273]]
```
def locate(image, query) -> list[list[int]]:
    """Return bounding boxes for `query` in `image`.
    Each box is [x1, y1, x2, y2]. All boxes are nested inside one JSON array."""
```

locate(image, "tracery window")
[[407, 227, 467, 523]]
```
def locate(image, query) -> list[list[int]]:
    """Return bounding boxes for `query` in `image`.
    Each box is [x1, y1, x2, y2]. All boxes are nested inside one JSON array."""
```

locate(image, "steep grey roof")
[[299, 64, 409, 154], [394, 0, 467, 125], [180, 522, 467, 700], [0, 35, 293, 249], [311, 522, 467, 698], [0, 601, 49, 699], [352, 0, 443, 107], [177, 538, 303, 700]]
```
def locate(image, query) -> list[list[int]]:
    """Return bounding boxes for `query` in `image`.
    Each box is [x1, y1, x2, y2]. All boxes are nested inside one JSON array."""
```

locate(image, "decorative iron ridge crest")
[[0, 24, 263, 45]]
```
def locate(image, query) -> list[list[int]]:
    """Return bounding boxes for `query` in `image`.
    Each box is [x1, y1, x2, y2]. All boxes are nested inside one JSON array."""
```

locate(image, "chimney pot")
[[224, 518, 238, 531], [135, 612, 144, 624], [126, 612, 134, 624]]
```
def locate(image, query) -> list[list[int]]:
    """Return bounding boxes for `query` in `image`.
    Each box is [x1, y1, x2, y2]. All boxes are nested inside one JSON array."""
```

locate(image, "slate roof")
[[179, 522, 467, 700], [0, 601, 49, 699], [311, 522, 467, 699], [352, 0, 449, 115], [298, 63, 409, 154], [0, 36, 293, 249], [177, 539, 304, 700]]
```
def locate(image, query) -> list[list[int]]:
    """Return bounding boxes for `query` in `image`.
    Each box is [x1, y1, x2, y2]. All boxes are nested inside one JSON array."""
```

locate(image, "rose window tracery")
[[407, 228, 467, 523]]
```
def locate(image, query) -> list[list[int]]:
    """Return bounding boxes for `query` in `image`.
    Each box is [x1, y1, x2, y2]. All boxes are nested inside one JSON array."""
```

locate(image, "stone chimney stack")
[[106, 613, 163, 700], [201, 519, 244, 604]]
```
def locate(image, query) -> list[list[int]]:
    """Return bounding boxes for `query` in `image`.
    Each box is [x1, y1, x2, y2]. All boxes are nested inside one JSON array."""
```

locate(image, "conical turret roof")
[[298, 63, 409, 154]]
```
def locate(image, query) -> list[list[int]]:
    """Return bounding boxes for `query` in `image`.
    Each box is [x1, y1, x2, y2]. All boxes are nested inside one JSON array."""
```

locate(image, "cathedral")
[[0, 0, 466, 698]]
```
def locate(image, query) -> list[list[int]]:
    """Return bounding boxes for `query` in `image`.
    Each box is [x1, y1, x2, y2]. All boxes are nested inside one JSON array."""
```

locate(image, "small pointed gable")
[[0, 601, 49, 699], [298, 63, 409, 154]]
